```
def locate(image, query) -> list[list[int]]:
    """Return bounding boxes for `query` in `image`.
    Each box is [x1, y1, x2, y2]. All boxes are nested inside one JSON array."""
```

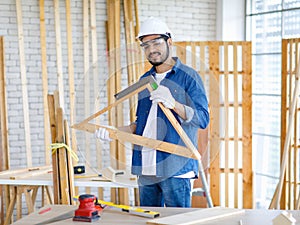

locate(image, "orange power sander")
[[73, 194, 103, 222]]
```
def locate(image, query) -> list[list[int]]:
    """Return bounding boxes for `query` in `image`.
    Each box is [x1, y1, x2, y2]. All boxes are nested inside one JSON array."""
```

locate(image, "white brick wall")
[[0, 0, 216, 208], [0, 0, 216, 168]]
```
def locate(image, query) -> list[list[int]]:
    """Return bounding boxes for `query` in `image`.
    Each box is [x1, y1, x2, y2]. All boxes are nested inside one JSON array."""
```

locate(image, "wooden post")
[[65, 0, 77, 157], [39, 0, 51, 165], [16, 0, 32, 167], [48, 94, 59, 204], [53, 0, 65, 108], [0, 36, 10, 225]]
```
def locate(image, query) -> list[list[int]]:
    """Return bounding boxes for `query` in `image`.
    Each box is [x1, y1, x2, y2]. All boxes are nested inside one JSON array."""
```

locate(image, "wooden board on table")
[[147, 207, 245, 225]]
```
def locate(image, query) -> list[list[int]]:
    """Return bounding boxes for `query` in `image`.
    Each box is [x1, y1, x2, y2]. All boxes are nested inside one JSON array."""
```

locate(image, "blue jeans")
[[138, 175, 191, 207]]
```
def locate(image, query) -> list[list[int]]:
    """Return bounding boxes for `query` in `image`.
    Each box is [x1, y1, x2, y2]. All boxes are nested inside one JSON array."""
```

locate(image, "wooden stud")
[[242, 42, 253, 209], [0, 36, 10, 224], [56, 107, 69, 204], [223, 43, 229, 207], [16, 0, 32, 167], [89, 0, 103, 199], [82, 0, 91, 197], [4, 186, 17, 225], [53, 0, 65, 108], [39, 0, 51, 165], [233, 43, 239, 208], [209, 42, 221, 207], [48, 94, 59, 204], [65, 0, 77, 156], [64, 119, 75, 205]]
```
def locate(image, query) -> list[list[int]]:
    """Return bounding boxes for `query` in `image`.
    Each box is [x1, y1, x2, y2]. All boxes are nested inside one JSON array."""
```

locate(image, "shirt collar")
[[149, 57, 181, 77]]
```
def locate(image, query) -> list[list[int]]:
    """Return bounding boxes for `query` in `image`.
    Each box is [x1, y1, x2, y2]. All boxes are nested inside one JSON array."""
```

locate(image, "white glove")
[[94, 127, 112, 142], [150, 85, 176, 109]]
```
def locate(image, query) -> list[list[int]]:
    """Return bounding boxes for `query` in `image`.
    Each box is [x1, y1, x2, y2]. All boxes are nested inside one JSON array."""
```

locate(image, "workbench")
[[0, 167, 137, 225], [9, 204, 300, 225]]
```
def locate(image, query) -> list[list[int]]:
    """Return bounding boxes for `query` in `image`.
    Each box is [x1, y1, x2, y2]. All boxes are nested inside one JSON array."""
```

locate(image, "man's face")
[[140, 35, 169, 66]]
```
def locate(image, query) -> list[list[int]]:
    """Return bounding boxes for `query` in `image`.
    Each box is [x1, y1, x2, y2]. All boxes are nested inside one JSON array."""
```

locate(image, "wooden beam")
[[65, 0, 77, 155], [39, 0, 51, 165], [0, 36, 10, 171], [73, 123, 199, 160], [53, 0, 65, 108], [48, 94, 59, 204], [16, 0, 32, 167], [0, 36, 9, 222], [242, 42, 253, 209]]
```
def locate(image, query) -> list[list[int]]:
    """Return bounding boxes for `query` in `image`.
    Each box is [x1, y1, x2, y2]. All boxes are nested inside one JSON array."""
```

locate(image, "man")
[[95, 17, 209, 207]]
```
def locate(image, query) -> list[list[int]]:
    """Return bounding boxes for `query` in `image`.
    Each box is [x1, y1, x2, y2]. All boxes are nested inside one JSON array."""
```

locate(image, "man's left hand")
[[150, 85, 175, 109]]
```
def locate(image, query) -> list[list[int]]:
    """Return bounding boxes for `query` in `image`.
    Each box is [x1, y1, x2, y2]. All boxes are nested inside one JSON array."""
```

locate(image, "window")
[[246, 0, 300, 208]]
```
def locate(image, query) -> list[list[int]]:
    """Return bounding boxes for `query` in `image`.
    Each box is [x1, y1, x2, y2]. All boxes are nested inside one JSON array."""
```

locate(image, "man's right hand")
[[94, 127, 112, 142]]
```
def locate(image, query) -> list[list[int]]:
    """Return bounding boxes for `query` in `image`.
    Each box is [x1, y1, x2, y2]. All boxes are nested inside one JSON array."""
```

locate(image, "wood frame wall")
[[174, 41, 253, 209], [1, 2, 254, 221], [278, 38, 300, 210]]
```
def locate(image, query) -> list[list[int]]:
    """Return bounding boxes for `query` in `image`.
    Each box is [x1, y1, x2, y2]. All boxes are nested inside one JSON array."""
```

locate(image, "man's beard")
[[148, 46, 170, 66]]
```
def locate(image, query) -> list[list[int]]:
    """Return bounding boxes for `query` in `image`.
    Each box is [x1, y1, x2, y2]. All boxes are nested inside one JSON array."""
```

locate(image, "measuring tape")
[[73, 196, 160, 218]]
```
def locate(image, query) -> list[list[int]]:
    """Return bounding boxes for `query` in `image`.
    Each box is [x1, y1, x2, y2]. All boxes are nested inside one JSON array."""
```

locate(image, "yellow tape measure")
[[73, 196, 160, 218]]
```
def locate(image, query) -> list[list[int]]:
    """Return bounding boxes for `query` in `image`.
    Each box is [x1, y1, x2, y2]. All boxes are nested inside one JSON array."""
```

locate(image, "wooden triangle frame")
[[71, 75, 213, 207], [72, 75, 200, 160]]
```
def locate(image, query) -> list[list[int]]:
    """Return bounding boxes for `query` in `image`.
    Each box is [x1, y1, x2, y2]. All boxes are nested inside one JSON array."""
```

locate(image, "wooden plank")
[[73, 123, 198, 160], [233, 43, 239, 208], [89, 0, 103, 200], [157, 103, 201, 160], [48, 94, 59, 204], [53, 0, 64, 108], [39, 0, 51, 165], [79, 81, 150, 125], [209, 42, 221, 206], [9, 166, 52, 180], [0, 36, 10, 224], [4, 186, 17, 225], [82, 0, 91, 197], [106, 0, 118, 203], [133, 0, 140, 36], [242, 42, 253, 209], [56, 107, 69, 204], [293, 41, 299, 210], [65, 0, 77, 156], [147, 207, 244, 225], [115, 0, 127, 204], [124, 0, 137, 121], [64, 119, 75, 205], [223, 43, 229, 207], [16, 0, 32, 167]]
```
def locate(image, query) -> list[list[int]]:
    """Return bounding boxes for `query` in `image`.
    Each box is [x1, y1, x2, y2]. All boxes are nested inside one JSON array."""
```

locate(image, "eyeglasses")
[[140, 37, 166, 50]]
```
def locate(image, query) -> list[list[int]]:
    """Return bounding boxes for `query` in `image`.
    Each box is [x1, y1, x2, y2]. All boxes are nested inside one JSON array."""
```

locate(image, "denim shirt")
[[131, 57, 209, 178]]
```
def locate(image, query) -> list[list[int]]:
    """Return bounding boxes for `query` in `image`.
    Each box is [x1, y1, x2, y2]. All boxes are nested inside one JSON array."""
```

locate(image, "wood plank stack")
[[48, 91, 75, 205]]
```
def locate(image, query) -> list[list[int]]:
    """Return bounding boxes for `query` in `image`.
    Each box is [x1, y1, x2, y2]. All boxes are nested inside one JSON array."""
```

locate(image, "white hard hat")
[[137, 17, 172, 40]]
